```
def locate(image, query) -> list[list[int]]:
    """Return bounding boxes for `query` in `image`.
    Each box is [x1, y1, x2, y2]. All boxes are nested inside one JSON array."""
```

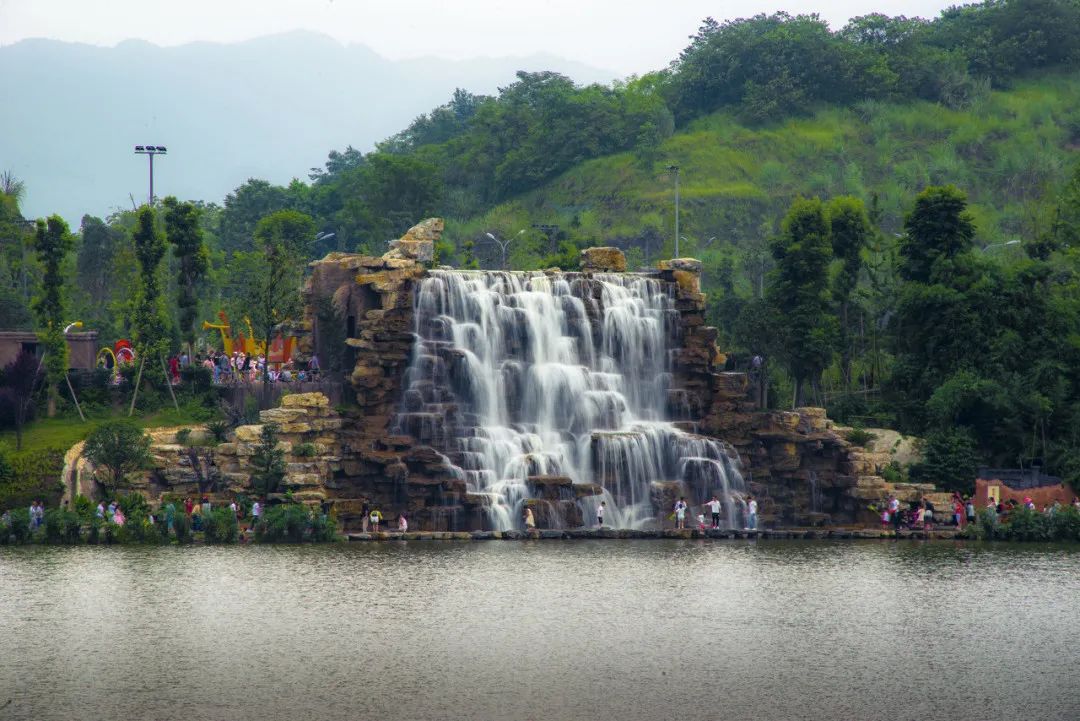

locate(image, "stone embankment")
[[346, 527, 966, 542]]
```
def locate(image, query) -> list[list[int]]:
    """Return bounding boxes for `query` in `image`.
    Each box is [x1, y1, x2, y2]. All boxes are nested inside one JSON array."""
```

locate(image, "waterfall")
[[395, 269, 745, 530]]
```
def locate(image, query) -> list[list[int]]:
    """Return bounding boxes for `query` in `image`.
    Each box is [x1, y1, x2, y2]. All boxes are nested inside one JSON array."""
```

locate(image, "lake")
[[1, 540, 1078, 721]]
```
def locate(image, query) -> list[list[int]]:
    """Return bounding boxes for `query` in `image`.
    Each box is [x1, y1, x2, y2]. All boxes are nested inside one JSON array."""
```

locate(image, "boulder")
[[580, 247, 627, 273], [658, 257, 703, 274], [382, 218, 443, 263], [281, 392, 331, 409]]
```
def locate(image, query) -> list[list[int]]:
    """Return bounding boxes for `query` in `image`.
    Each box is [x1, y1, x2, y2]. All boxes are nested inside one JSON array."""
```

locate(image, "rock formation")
[[133, 224, 915, 531]]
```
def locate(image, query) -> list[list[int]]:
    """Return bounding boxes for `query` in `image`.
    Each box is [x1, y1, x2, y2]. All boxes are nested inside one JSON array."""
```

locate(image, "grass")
[[447, 68, 1080, 271], [0, 407, 213, 456]]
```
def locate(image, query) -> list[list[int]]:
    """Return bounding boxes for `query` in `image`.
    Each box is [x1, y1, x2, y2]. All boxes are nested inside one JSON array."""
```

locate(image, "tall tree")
[[164, 197, 209, 355], [129, 206, 171, 413], [827, 196, 871, 391], [245, 211, 313, 385], [32, 215, 74, 417], [768, 197, 837, 407], [889, 185, 980, 429]]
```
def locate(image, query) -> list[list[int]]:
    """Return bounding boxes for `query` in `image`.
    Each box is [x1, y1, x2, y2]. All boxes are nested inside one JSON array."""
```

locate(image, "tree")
[[0, 350, 42, 450], [827, 196, 871, 391], [898, 184, 976, 284], [83, 421, 153, 490], [250, 423, 286, 500], [245, 211, 312, 385], [768, 197, 837, 407], [32, 215, 74, 417], [164, 197, 209, 354], [129, 206, 172, 413], [74, 215, 126, 337]]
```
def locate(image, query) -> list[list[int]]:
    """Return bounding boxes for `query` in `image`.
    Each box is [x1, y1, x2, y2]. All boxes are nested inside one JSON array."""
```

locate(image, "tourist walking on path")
[[361, 502, 370, 532], [966, 499, 976, 525], [96, 502, 105, 520], [165, 501, 175, 532], [369, 508, 382, 532], [184, 496, 194, 517], [596, 501, 606, 528], [398, 513, 408, 532], [524, 506, 536, 531], [888, 495, 900, 532], [674, 497, 688, 529], [746, 495, 758, 530], [706, 496, 722, 529], [251, 500, 262, 529]]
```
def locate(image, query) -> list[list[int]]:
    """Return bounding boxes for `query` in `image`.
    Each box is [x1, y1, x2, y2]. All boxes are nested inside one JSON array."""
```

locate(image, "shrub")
[[206, 420, 230, 443], [880, 461, 905, 484], [83, 421, 152, 491], [86, 516, 103, 544], [3, 507, 32, 544], [173, 512, 192, 544], [293, 442, 317, 457], [1004, 507, 1052, 542], [845, 425, 877, 448], [250, 424, 286, 499], [203, 507, 239, 544], [175, 428, 192, 445], [1050, 505, 1080, 540], [255, 504, 310, 543], [117, 493, 151, 517], [44, 508, 82, 544]]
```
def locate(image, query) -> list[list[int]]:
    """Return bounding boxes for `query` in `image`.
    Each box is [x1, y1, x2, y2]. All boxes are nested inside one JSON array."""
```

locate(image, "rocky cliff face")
[[134, 222, 900, 530]]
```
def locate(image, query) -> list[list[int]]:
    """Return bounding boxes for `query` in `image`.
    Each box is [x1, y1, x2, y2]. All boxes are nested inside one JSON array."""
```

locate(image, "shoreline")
[[346, 527, 971, 542]]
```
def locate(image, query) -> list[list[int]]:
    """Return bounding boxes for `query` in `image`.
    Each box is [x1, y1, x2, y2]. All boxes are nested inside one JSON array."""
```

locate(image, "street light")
[[666, 165, 680, 258], [980, 239, 1021, 253], [134, 144, 167, 205], [484, 230, 524, 270]]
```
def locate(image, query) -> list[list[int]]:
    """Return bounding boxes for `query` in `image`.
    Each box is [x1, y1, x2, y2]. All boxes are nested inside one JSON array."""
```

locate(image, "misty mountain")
[[0, 31, 615, 223]]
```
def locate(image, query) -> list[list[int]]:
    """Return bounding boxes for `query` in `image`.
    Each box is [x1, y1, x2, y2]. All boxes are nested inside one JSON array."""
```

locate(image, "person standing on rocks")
[[746, 495, 758, 530], [361, 502, 370, 532], [524, 506, 536, 531], [674, 497, 688, 529], [888, 495, 901, 533], [596, 501, 606, 528], [251, 499, 262, 529], [369, 508, 383, 532], [706, 496, 722, 529], [398, 513, 408, 532]]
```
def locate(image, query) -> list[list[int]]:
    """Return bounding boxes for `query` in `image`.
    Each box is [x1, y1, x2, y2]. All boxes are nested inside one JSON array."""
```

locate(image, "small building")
[[974, 466, 1077, 509], [0, 329, 99, 371]]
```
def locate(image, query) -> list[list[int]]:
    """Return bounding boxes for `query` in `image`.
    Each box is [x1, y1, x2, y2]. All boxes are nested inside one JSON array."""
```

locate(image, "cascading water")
[[395, 269, 745, 530]]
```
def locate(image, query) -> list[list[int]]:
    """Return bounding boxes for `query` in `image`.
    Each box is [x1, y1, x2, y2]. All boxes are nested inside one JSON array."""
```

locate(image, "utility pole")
[[485, 230, 524, 270], [666, 165, 680, 258], [134, 145, 167, 205]]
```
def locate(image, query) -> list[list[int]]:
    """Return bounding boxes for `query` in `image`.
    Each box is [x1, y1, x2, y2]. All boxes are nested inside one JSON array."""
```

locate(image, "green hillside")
[[447, 70, 1080, 275]]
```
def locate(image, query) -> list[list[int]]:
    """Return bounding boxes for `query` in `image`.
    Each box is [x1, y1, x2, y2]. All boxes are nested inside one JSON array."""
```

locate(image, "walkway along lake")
[[2, 540, 1078, 721]]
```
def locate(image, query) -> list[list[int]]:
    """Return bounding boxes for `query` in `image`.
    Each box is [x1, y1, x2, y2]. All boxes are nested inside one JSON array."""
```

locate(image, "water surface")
[[1, 540, 1078, 720]]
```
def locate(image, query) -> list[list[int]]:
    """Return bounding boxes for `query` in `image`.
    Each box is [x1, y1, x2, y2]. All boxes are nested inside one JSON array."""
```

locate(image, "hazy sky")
[[2, 0, 959, 76]]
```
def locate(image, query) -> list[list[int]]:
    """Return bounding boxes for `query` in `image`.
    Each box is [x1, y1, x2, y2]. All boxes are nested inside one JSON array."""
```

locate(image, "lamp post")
[[980, 239, 1021, 253], [666, 165, 680, 258], [62, 321, 86, 422], [484, 230, 523, 270], [134, 145, 167, 205]]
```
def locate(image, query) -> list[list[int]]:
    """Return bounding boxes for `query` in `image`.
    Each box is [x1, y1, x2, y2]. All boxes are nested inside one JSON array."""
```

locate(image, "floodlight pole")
[[134, 145, 168, 205]]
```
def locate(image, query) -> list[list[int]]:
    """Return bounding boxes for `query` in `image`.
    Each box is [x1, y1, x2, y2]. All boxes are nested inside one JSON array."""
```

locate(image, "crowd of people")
[[878, 491, 1080, 531], [163, 351, 321, 385]]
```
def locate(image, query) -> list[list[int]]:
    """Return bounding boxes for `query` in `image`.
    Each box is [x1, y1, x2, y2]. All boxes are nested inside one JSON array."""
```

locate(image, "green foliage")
[[292, 442, 317, 457], [82, 421, 152, 490], [173, 512, 192, 544], [164, 197, 209, 348], [32, 215, 74, 414], [254, 503, 336, 543], [43, 508, 81, 544], [203, 507, 239, 544], [206, 420, 229, 443], [2, 507, 32, 544], [0, 448, 65, 512], [175, 428, 192, 445], [768, 197, 837, 405], [909, 427, 980, 493], [250, 423, 286, 499], [845, 426, 877, 447], [131, 206, 170, 359]]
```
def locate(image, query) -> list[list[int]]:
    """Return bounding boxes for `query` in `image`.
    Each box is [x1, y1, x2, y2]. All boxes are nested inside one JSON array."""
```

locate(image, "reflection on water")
[[1, 541, 1079, 721]]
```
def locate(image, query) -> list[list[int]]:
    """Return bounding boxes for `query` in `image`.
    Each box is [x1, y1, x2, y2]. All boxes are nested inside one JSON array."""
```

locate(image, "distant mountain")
[[0, 32, 616, 223]]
